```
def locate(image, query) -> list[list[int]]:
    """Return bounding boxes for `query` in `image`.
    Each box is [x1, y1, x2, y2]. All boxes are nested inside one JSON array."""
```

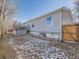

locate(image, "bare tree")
[[0, 0, 16, 39]]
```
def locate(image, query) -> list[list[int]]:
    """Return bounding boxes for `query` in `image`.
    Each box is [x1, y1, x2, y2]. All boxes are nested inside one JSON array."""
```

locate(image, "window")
[[32, 24, 34, 28], [46, 16, 53, 27]]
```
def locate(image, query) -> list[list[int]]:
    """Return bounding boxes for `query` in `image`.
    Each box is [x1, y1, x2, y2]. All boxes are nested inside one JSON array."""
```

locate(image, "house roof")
[[23, 7, 72, 24]]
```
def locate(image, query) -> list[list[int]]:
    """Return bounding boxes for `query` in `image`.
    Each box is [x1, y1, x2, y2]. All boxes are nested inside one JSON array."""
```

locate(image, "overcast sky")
[[16, 0, 74, 23]]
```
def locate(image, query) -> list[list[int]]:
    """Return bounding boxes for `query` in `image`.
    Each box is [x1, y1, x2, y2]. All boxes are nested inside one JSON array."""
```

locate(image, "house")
[[15, 26, 27, 35], [23, 7, 73, 41]]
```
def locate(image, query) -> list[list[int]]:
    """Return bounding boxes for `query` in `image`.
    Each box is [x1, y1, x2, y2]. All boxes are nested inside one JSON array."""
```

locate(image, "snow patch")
[[8, 38, 69, 59]]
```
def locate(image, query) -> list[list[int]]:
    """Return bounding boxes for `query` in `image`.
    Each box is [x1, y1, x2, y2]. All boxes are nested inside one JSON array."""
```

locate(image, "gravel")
[[8, 35, 79, 59]]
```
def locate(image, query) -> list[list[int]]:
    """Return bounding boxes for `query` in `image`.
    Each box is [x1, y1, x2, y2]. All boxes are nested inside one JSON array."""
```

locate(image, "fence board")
[[63, 24, 79, 42]]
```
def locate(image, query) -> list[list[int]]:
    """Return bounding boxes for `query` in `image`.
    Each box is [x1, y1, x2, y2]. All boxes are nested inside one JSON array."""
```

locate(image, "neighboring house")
[[23, 7, 73, 41], [15, 26, 27, 35]]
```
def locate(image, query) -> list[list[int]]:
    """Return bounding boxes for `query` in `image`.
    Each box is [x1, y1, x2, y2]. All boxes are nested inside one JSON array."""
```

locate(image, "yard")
[[0, 34, 79, 59]]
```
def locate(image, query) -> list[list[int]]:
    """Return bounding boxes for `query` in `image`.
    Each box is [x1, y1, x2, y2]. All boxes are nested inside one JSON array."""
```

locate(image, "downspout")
[[59, 9, 63, 42]]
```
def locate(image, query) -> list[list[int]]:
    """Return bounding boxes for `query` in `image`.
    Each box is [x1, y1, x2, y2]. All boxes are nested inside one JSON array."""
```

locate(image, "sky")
[[15, 0, 74, 23]]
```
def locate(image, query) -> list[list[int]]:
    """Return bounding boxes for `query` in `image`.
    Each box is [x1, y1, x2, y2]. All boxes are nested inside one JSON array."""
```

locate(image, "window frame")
[[46, 16, 53, 27]]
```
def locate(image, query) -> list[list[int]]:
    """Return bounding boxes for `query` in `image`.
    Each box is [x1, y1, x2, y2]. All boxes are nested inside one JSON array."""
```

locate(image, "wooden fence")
[[62, 24, 79, 42]]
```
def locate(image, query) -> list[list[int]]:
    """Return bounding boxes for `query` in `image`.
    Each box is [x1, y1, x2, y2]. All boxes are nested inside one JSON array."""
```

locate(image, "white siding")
[[62, 11, 73, 24], [25, 8, 73, 40], [26, 12, 61, 33]]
